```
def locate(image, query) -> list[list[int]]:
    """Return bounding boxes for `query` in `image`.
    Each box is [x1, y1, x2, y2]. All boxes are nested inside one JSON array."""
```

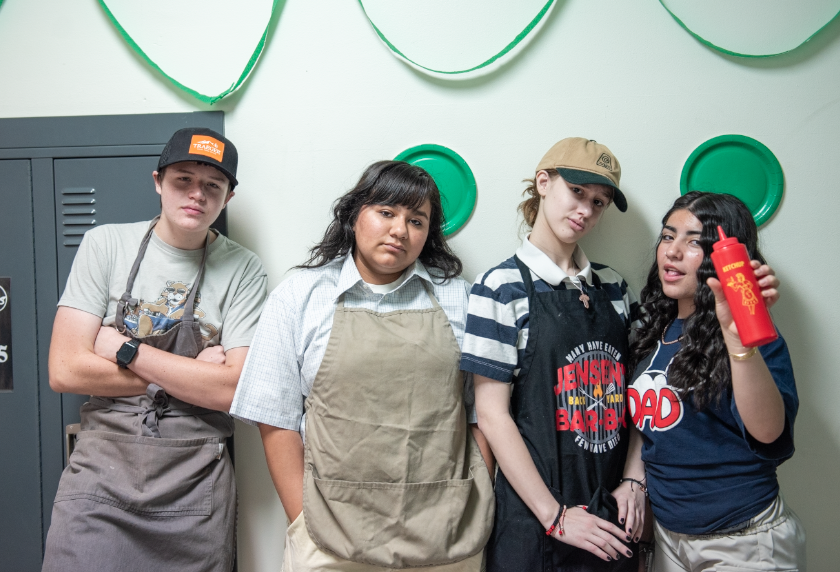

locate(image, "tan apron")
[[302, 283, 494, 569], [42, 218, 236, 572]]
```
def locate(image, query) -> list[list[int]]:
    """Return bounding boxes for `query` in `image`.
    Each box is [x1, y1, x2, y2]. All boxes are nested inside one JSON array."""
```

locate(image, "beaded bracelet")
[[619, 477, 649, 497], [546, 505, 565, 536]]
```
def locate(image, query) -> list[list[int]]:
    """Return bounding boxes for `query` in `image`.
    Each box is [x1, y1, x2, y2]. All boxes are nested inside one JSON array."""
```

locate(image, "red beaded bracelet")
[[547, 504, 588, 537], [546, 505, 565, 536]]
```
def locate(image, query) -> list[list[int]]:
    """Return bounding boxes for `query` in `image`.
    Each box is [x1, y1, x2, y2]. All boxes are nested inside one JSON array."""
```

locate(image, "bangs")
[[364, 163, 438, 211]]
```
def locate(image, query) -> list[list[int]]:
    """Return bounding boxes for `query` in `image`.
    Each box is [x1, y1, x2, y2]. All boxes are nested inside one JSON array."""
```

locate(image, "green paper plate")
[[680, 135, 784, 227], [394, 144, 477, 236]]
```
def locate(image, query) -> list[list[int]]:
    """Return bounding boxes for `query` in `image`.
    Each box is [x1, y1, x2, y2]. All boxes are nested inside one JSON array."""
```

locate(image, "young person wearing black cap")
[[42, 128, 267, 572], [461, 138, 646, 570]]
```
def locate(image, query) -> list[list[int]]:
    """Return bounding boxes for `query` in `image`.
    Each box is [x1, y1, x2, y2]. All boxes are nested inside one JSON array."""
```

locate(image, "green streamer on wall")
[[97, 0, 279, 104], [358, 0, 555, 74], [659, 0, 840, 58]]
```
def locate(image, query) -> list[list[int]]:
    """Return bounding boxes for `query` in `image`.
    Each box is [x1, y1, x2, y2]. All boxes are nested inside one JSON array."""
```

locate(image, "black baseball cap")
[[158, 127, 239, 188]]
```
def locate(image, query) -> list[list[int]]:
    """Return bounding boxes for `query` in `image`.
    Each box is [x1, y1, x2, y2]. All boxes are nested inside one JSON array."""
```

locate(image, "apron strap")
[[419, 278, 442, 310], [115, 217, 159, 333], [514, 255, 537, 297], [180, 231, 211, 325]]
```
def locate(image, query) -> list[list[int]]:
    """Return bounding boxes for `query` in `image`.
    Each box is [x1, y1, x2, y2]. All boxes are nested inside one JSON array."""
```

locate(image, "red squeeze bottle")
[[711, 226, 778, 347]]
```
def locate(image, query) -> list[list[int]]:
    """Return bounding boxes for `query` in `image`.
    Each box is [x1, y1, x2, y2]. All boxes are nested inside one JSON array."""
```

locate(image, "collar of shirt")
[[515, 235, 593, 287], [334, 255, 433, 301]]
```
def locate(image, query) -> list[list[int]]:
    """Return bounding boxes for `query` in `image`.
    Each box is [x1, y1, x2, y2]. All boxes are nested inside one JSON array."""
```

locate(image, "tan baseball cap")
[[536, 137, 626, 212]]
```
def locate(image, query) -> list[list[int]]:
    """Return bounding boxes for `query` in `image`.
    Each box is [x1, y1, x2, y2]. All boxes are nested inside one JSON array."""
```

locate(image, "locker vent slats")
[[61, 187, 96, 246]]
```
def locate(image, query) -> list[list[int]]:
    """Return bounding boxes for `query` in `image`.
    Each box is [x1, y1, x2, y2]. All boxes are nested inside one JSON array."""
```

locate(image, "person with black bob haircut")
[[231, 160, 495, 571], [626, 191, 805, 570]]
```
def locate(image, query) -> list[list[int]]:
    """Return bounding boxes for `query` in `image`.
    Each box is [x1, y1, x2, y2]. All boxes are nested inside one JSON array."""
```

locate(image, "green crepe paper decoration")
[[97, 0, 280, 104], [680, 135, 784, 227], [395, 144, 477, 236], [358, 0, 555, 75], [660, 0, 840, 58]]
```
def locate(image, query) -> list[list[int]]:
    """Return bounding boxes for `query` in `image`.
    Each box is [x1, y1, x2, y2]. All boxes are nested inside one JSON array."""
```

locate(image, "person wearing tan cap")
[[460, 138, 645, 570]]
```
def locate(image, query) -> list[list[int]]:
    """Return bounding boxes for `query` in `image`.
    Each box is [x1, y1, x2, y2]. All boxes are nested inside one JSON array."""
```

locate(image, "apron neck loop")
[[514, 255, 603, 293], [116, 217, 212, 330], [335, 275, 440, 311], [180, 230, 211, 324]]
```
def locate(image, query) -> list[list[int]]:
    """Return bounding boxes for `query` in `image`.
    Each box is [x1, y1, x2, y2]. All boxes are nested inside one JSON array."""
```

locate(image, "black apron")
[[486, 256, 636, 572]]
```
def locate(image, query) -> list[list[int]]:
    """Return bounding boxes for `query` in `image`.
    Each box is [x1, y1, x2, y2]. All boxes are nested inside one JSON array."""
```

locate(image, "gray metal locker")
[[0, 112, 227, 571], [0, 160, 42, 570]]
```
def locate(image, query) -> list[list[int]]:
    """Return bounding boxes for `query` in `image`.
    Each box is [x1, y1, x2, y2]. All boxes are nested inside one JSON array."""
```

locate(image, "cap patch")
[[189, 135, 225, 162], [596, 153, 613, 170]]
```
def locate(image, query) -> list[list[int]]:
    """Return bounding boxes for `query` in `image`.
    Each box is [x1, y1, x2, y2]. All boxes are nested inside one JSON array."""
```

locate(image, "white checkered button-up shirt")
[[230, 255, 475, 438]]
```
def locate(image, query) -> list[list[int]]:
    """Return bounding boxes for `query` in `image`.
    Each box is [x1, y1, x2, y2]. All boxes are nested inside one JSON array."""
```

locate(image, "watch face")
[[117, 339, 140, 368]]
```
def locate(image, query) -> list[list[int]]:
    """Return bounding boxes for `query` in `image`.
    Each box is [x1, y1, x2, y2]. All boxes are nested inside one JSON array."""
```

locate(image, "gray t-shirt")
[[60, 220, 267, 351]]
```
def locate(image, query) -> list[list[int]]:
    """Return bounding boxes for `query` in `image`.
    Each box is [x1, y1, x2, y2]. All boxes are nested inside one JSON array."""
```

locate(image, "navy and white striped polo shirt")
[[460, 237, 639, 383]]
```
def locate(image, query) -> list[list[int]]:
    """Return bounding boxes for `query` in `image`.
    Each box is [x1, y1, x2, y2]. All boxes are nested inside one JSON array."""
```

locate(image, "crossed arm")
[[49, 306, 248, 411]]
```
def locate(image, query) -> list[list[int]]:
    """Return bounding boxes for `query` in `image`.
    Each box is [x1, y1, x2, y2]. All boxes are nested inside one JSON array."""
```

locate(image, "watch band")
[[116, 339, 142, 369]]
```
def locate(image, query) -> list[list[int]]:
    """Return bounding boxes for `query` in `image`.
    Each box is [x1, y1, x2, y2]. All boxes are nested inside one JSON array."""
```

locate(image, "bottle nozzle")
[[717, 226, 727, 241]]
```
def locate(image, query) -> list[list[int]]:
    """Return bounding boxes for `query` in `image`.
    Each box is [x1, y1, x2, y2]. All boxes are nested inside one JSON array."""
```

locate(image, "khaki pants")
[[653, 495, 806, 571], [282, 512, 484, 572]]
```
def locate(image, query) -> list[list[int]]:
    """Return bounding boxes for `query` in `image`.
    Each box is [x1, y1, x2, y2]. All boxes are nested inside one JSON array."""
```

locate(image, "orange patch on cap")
[[189, 135, 225, 162]]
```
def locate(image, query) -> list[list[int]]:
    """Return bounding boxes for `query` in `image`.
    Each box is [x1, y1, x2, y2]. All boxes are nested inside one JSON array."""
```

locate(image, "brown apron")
[[302, 283, 494, 569], [42, 218, 236, 572]]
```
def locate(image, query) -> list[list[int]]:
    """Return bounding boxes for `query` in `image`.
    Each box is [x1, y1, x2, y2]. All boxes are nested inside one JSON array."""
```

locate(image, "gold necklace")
[[661, 319, 684, 345]]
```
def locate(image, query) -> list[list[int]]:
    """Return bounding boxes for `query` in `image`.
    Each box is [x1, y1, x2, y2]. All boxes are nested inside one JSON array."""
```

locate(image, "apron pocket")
[[55, 430, 220, 516], [304, 467, 487, 568]]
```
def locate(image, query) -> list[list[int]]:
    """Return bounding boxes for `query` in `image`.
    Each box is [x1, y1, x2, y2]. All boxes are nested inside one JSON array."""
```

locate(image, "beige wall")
[[2, 0, 838, 569]]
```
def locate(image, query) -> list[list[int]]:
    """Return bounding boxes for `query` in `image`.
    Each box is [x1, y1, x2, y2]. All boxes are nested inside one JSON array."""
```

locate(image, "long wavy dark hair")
[[297, 160, 463, 281], [629, 191, 766, 410]]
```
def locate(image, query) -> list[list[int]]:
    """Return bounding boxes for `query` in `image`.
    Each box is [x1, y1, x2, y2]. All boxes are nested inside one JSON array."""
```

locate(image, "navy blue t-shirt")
[[628, 319, 798, 534]]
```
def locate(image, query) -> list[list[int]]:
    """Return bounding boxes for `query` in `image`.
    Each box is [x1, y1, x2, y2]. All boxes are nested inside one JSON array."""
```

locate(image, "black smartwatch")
[[116, 339, 142, 369]]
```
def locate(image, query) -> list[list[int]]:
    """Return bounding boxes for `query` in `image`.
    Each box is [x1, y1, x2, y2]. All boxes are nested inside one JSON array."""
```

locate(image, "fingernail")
[[606, 556, 611, 561], [626, 550, 633, 557], [620, 518, 625, 524], [626, 535, 631, 541], [628, 528, 632, 533]]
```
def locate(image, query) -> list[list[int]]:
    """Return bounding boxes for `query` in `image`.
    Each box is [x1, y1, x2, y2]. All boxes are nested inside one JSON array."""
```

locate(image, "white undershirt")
[[365, 271, 408, 294]]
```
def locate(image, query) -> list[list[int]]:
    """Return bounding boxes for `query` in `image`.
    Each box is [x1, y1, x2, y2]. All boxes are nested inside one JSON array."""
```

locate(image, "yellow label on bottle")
[[726, 273, 758, 315]]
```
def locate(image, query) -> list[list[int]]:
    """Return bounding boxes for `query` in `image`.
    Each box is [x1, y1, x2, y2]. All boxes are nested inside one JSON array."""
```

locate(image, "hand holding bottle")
[[708, 227, 779, 347], [707, 260, 779, 346]]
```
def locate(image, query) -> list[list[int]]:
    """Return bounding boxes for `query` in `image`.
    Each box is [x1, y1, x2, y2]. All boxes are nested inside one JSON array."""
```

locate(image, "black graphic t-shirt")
[[555, 341, 628, 455], [628, 319, 798, 535]]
